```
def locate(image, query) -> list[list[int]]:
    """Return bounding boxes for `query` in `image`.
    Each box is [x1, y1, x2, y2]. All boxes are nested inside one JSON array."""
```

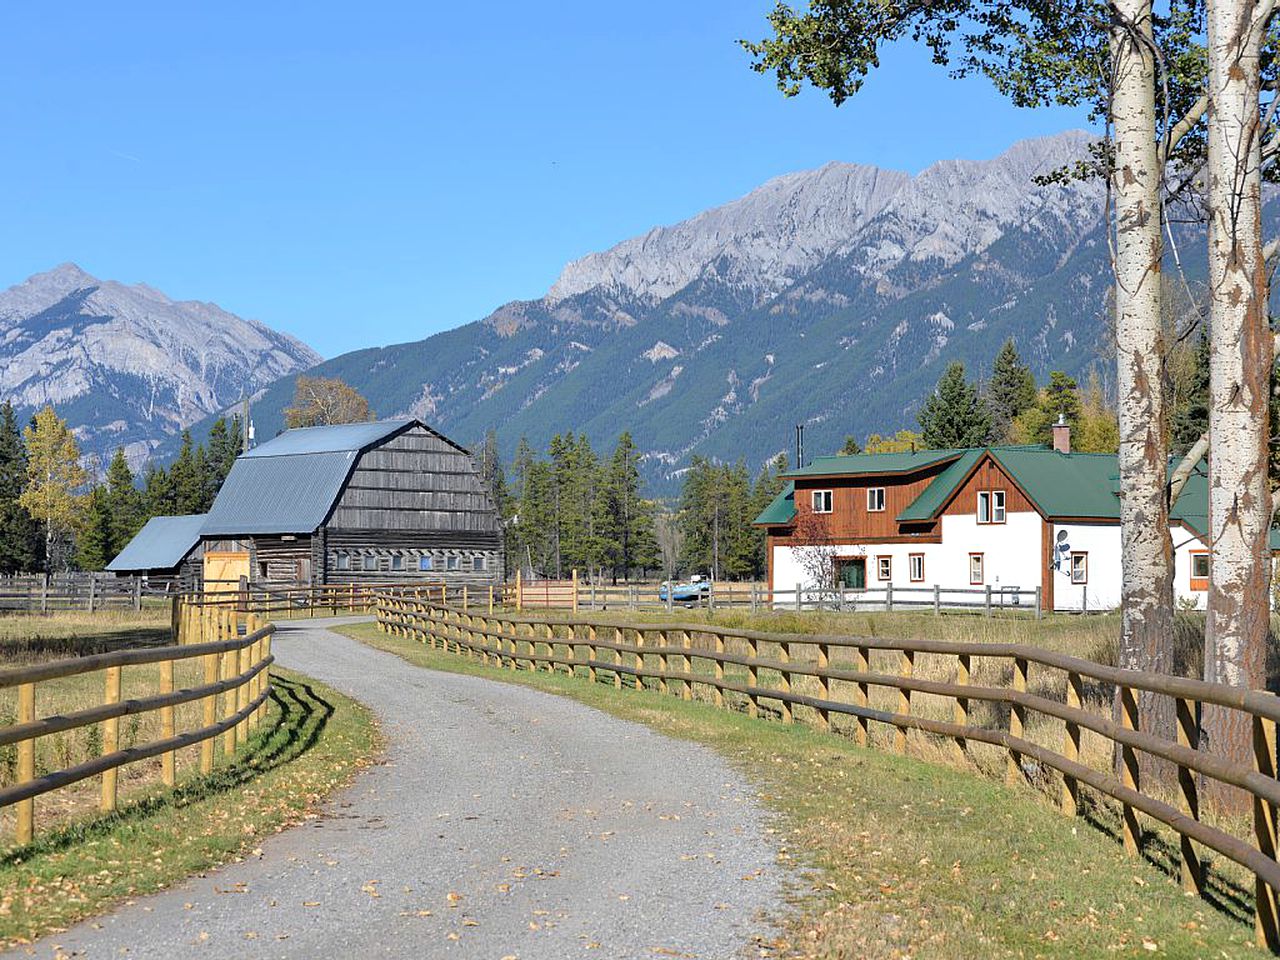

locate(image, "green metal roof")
[[753, 481, 795, 526], [784, 449, 963, 478], [896, 450, 984, 521], [988, 448, 1123, 518]]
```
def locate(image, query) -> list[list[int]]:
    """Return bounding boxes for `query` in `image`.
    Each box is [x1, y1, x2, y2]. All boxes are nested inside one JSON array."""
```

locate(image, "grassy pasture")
[[341, 618, 1256, 958]]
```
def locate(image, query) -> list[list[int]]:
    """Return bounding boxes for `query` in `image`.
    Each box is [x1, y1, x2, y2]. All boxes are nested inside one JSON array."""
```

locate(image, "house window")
[[446, 555, 460, 571], [969, 553, 984, 585], [1070, 552, 1088, 584], [909, 553, 925, 582], [867, 487, 886, 512], [1190, 551, 1210, 591], [391, 555, 405, 572], [812, 490, 833, 513], [335, 553, 350, 571], [419, 555, 434, 572], [363, 555, 378, 572], [877, 556, 892, 581], [977, 490, 1007, 524]]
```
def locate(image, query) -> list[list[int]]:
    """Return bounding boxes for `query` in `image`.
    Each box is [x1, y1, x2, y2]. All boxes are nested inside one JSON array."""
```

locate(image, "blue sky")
[[1, 3, 1089, 358]]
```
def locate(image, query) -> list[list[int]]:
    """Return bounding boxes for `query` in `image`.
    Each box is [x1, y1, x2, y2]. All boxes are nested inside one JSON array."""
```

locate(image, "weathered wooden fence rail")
[[0, 599, 273, 846], [0, 573, 149, 612], [376, 595, 1280, 949], [513, 575, 1043, 617]]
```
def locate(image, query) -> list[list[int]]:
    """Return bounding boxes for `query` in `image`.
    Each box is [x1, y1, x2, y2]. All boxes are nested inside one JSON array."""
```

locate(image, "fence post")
[[713, 633, 725, 708], [572, 569, 579, 613], [133, 577, 142, 612], [680, 631, 693, 701], [985, 585, 992, 617], [1176, 696, 1202, 894], [516, 569, 523, 612], [489, 584, 495, 614], [658, 629, 669, 695], [1256, 713, 1280, 949], [778, 641, 792, 723], [953, 653, 970, 763], [160, 657, 176, 787], [587, 625, 598, 683], [746, 635, 759, 717], [934, 584, 941, 615], [1119, 684, 1140, 855], [16, 683, 35, 843], [854, 645, 869, 747], [1062, 671, 1082, 816], [100, 665, 122, 812], [613, 627, 623, 688], [1034, 586, 1043, 620], [751, 583, 758, 612], [815, 642, 830, 731], [795, 582, 802, 613], [634, 630, 645, 690], [87, 576, 97, 614], [895, 650, 912, 754], [40, 573, 48, 615], [462, 584, 469, 612], [201, 625, 217, 774], [707, 581, 715, 613], [1007, 656, 1028, 787], [886, 582, 893, 613]]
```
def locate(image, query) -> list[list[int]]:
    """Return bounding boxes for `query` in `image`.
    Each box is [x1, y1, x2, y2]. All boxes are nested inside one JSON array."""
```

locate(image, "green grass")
[[0, 608, 173, 664], [337, 621, 1256, 959], [0, 668, 382, 946]]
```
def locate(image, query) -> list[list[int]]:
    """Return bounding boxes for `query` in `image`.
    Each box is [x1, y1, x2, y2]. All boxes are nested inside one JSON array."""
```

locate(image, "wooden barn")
[[106, 514, 206, 592], [199, 418, 502, 588]]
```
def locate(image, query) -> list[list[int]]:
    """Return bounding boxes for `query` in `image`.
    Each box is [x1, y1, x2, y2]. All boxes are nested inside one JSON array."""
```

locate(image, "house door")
[[837, 557, 866, 589]]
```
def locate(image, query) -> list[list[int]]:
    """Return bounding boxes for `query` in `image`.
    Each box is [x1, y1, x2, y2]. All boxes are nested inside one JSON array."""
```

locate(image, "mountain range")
[[12, 129, 1250, 492], [219, 130, 1116, 487], [0, 263, 319, 469]]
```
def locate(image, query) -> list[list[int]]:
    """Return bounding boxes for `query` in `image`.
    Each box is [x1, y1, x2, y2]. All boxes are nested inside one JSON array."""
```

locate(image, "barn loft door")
[[204, 551, 250, 593]]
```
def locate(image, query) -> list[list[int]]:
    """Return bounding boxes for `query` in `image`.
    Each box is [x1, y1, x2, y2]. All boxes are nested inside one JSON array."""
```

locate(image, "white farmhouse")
[[754, 424, 1250, 613]]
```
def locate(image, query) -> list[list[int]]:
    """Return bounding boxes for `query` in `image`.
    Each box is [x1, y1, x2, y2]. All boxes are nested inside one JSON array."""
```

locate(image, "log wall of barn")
[[249, 535, 314, 584], [320, 425, 503, 586]]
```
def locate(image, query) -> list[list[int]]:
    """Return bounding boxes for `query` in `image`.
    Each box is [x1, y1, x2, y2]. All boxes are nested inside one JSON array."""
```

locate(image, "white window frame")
[[446, 554, 460, 572], [1070, 551, 1088, 585], [977, 491, 991, 524], [474, 554, 486, 572], [969, 552, 984, 585], [419, 555, 434, 572], [909, 553, 924, 582], [362, 555, 378, 572], [335, 553, 350, 571], [877, 556, 892, 581], [391, 554, 405, 572], [812, 490, 833, 514], [867, 487, 886, 512], [992, 489, 1006, 523]]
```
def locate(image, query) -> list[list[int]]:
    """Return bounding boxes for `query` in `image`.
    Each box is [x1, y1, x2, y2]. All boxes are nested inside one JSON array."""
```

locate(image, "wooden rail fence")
[[0, 573, 148, 612], [0, 599, 273, 846], [376, 596, 1280, 949]]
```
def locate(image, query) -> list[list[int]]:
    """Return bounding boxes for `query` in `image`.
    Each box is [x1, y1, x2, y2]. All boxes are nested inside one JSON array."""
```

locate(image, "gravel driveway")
[[9, 619, 783, 959]]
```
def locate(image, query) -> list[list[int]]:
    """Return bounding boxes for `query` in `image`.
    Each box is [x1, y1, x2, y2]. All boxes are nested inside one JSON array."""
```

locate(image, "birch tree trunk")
[[1110, 0, 1175, 776], [1204, 0, 1271, 812]]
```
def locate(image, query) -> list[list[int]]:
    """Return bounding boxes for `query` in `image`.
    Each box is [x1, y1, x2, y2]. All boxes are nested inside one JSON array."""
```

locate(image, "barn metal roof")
[[201, 419, 423, 536], [107, 514, 206, 572]]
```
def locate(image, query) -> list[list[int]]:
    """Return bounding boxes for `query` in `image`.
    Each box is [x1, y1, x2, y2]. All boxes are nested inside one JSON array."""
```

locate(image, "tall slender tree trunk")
[[1204, 0, 1271, 813], [1110, 0, 1176, 777]]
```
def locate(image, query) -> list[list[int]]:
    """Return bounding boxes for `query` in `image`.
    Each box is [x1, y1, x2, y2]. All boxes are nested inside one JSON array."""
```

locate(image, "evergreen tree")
[[143, 463, 176, 518], [76, 487, 114, 570], [596, 433, 658, 582], [105, 447, 143, 555], [748, 454, 790, 579], [1012, 371, 1084, 445], [0, 402, 42, 573], [1171, 332, 1210, 456], [169, 431, 206, 514], [917, 362, 991, 449], [986, 339, 1037, 442], [838, 436, 862, 455], [205, 416, 242, 503]]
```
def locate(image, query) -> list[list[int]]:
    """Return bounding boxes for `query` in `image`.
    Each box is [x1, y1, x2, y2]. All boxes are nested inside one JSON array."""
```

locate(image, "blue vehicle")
[[659, 575, 711, 605]]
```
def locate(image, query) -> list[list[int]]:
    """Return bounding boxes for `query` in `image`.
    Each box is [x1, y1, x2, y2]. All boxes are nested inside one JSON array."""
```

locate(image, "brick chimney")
[[1052, 413, 1071, 454]]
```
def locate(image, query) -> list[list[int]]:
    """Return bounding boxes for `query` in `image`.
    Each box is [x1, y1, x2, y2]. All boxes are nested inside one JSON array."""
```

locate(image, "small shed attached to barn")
[[106, 513, 207, 592], [199, 418, 503, 587]]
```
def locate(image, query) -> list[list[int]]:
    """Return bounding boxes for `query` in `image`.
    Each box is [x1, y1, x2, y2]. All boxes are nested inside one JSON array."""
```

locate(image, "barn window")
[[446, 555, 460, 571], [419, 555, 434, 572], [391, 555, 405, 572], [336, 553, 350, 571], [363, 555, 378, 572], [474, 554, 486, 572]]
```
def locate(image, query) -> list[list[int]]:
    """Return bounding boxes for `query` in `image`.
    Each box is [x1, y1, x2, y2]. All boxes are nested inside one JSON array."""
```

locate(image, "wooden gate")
[[203, 551, 250, 593]]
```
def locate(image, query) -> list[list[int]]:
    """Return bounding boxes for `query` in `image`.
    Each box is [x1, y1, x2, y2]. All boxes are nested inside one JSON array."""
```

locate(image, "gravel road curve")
[[9, 619, 783, 959]]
